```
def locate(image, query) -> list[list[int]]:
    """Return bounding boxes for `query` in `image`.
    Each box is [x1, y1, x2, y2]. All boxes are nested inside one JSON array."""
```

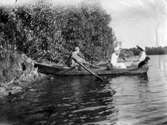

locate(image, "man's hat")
[[75, 47, 80, 51]]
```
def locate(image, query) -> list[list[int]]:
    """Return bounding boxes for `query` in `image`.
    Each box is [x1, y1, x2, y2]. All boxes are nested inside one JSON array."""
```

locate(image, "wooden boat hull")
[[34, 63, 149, 76]]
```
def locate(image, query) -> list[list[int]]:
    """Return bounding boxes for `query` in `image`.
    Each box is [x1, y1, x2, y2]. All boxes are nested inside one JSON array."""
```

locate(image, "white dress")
[[139, 51, 146, 62], [110, 53, 127, 69]]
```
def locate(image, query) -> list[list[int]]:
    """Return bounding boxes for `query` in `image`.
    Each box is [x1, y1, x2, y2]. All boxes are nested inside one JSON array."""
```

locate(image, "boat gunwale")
[[35, 63, 149, 76]]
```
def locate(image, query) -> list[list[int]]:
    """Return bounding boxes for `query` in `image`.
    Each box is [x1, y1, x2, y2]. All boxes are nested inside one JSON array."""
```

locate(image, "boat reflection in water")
[[0, 76, 119, 125], [0, 73, 153, 125], [110, 75, 150, 125], [49, 76, 119, 125], [1, 55, 167, 125]]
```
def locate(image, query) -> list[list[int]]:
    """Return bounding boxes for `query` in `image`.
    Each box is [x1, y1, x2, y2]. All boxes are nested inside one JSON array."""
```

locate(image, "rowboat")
[[34, 63, 149, 76]]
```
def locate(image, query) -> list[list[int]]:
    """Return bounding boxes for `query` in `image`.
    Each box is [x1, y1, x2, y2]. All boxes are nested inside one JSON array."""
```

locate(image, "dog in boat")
[[138, 56, 150, 68]]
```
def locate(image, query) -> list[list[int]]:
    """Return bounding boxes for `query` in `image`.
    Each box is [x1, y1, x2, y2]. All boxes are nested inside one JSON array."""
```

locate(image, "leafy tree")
[[0, 3, 116, 64], [146, 46, 167, 55]]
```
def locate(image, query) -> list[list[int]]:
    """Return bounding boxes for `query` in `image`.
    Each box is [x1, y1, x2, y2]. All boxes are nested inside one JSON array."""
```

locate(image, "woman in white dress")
[[110, 46, 127, 69]]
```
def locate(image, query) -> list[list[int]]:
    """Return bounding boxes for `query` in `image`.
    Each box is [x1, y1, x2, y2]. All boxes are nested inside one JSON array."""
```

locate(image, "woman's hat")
[[136, 45, 145, 51]]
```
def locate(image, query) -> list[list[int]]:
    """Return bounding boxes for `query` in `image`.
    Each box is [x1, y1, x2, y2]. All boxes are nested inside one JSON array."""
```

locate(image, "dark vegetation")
[[0, 49, 34, 83], [119, 46, 167, 58], [119, 48, 140, 58], [0, 2, 115, 65], [0, 49, 23, 83], [145, 46, 167, 55]]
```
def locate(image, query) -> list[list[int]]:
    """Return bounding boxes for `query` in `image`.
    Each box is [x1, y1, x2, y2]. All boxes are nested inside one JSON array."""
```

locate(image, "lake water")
[[0, 55, 167, 125]]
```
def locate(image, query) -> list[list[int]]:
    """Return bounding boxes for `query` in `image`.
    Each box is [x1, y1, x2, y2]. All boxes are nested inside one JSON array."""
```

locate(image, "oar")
[[72, 58, 106, 82]]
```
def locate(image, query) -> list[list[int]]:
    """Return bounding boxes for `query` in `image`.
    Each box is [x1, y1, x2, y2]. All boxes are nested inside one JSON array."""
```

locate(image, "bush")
[[0, 2, 115, 64], [146, 46, 167, 55], [0, 49, 34, 83]]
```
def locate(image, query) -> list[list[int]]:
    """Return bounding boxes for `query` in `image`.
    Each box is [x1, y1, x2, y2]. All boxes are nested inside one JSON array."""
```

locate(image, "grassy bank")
[[0, 50, 45, 97]]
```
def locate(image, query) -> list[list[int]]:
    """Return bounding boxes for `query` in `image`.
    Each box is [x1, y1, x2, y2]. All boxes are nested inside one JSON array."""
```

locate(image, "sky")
[[1, 0, 167, 48], [100, 0, 167, 48]]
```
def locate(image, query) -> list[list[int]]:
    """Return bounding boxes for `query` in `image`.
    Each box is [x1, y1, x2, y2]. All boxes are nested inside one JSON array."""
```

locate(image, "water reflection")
[[0, 76, 117, 125], [0, 55, 167, 125], [110, 75, 150, 125], [110, 57, 167, 125]]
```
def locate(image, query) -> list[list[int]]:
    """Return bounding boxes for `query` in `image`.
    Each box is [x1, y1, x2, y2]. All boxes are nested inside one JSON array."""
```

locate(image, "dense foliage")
[[119, 47, 140, 59], [0, 3, 115, 64], [119, 46, 167, 58], [145, 46, 167, 55], [0, 49, 34, 83]]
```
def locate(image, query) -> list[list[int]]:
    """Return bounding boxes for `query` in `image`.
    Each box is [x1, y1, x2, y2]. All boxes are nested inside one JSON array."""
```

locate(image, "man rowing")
[[71, 47, 90, 70]]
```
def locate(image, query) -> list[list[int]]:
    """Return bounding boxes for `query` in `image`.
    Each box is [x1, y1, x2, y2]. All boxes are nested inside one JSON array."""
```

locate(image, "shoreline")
[[0, 66, 46, 98], [0, 51, 48, 98]]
